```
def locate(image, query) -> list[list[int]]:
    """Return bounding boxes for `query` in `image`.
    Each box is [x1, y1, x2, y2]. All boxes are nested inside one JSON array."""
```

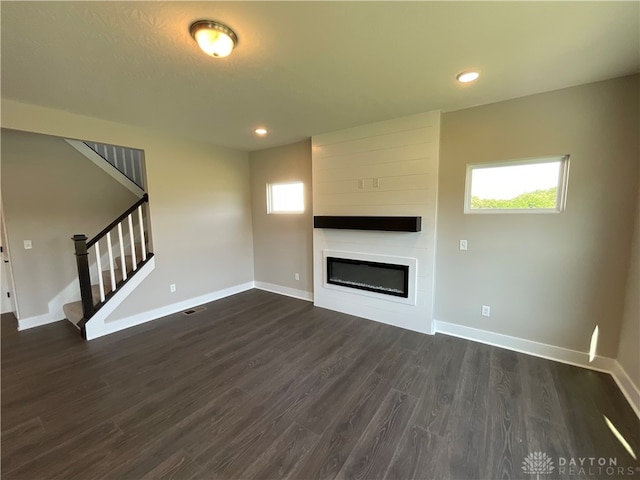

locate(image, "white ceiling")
[[2, 1, 638, 151]]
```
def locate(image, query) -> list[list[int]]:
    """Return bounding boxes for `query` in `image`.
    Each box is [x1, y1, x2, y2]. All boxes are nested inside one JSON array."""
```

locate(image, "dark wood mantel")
[[313, 216, 421, 232]]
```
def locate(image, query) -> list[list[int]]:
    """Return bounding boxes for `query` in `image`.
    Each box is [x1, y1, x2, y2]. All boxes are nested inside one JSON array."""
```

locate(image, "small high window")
[[465, 155, 570, 214], [267, 182, 304, 214]]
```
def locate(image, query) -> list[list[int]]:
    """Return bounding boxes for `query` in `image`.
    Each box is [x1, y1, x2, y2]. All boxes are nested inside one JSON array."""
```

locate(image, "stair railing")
[[72, 194, 152, 326], [83, 141, 145, 190]]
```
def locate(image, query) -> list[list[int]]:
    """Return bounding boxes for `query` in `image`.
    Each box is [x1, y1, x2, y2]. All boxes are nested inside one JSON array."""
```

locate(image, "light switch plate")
[[24, 240, 32, 250]]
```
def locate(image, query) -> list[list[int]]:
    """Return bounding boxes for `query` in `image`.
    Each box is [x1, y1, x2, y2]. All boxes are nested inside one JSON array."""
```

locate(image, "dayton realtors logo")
[[557, 456, 638, 477], [522, 452, 555, 479], [522, 452, 639, 478]]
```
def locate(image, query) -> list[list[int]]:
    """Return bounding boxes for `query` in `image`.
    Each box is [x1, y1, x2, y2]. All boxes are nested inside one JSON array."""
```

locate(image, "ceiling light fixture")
[[254, 128, 268, 135], [190, 20, 238, 58], [456, 71, 480, 83]]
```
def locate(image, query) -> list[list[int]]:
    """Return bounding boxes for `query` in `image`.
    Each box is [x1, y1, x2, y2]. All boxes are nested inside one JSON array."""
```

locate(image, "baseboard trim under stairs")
[[17, 312, 61, 331], [81, 281, 310, 341], [82, 280, 255, 340], [80, 256, 156, 340]]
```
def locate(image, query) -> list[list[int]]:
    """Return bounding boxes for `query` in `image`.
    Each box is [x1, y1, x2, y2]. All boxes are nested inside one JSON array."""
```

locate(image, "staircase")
[[83, 141, 145, 190], [60, 139, 154, 340], [63, 194, 155, 340]]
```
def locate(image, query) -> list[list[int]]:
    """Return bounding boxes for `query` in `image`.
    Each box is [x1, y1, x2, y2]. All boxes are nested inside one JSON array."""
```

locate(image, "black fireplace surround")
[[327, 256, 409, 298]]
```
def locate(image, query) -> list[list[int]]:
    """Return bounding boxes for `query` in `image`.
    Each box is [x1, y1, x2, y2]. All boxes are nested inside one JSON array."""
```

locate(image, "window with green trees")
[[465, 155, 569, 213]]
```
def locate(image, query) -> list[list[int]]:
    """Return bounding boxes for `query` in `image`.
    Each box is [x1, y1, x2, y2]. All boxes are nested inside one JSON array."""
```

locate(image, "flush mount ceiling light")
[[190, 20, 238, 58], [254, 128, 268, 135], [456, 71, 480, 83]]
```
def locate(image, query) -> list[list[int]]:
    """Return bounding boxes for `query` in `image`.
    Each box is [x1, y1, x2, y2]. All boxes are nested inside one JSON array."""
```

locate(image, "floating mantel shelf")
[[313, 216, 422, 232]]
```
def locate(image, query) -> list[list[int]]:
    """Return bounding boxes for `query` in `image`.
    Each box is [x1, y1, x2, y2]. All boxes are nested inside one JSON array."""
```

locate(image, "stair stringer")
[[83, 256, 155, 340]]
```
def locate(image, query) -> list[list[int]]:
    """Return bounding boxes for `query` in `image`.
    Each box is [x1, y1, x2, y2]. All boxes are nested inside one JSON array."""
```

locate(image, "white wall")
[[312, 111, 440, 334], [249, 140, 313, 300], [1, 99, 254, 329], [435, 75, 639, 359]]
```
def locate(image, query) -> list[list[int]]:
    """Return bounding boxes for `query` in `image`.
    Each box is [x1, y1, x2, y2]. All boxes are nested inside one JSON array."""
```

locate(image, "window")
[[267, 181, 304, 214], [464, 155, 569, 213]]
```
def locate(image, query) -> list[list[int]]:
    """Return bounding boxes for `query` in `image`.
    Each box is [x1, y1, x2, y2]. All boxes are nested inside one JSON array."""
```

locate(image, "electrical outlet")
[[170, 284, 176, 293], [23, 240, 32, 250], [294, 273, 300, 281], [459, 240, 468, 251], [481, 305, 490, 317], [373, 178, 380, 188]]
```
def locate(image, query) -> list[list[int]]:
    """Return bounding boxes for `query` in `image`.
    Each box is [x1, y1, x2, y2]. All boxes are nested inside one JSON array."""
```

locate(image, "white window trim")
[[464, 155, 570, 214], [266, 181, 305, 214]]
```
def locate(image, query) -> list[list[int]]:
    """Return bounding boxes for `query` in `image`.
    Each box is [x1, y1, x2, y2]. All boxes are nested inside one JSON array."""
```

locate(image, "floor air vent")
[[183, 306, 207, 316]]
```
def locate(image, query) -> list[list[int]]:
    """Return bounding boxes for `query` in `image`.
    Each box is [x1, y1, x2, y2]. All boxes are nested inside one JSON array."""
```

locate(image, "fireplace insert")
[[326, 256, 409, 298]]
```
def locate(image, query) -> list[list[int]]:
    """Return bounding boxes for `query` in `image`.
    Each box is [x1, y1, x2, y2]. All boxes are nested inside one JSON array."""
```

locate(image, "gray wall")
[[617, 190, 639, 387], [1, 100, 255, 324], [249, 140, 313, 294], [435, 75, 639, 358], [3, 77, 638, 367], [1, 129, 138, 318]]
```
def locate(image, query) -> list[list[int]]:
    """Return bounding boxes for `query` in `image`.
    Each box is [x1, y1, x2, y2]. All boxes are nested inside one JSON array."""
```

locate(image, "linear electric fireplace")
[[326, 256, 409, 298]]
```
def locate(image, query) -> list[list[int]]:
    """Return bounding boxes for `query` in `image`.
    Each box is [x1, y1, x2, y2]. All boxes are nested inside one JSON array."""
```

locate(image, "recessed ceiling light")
[[255, 128, 268, 135], [456, 71, 480, 83], [190, 20, 238, 58]]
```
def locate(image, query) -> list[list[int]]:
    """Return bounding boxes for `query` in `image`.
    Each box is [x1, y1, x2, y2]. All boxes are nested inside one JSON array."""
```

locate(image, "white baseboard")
[[17, 312, 63, 330], [18, 279, 80, 330], [434, 320, 616, 372], [19, 278, 307, 337], [254, 281, 313, 302], [85, 279, 254, 340], [611, 360, 640, 418], [434, 320, 639, 418]]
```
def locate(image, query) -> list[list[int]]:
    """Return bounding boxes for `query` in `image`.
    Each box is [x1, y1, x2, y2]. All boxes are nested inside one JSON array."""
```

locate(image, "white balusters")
[[138, 206, 147, 261], [111, 145, 119, 171], [106, 231, 116, 291], [74, 195, 150, 326], [94, 241, 105, 302], [132, 151, 140, 186], [128, 214, 137, 271], [84, 142, 143, 188], [126, 149, 134, 184], [117, 222, 127, 281], [118, 149, 131, 178]]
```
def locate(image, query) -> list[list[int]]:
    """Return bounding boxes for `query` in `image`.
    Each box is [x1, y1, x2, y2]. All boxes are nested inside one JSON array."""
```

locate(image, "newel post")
[[73, 234, 95, 320]]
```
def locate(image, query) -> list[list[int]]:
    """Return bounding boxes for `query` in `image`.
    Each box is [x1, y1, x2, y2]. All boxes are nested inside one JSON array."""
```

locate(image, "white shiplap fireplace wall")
[[312, 111, 440, 334]]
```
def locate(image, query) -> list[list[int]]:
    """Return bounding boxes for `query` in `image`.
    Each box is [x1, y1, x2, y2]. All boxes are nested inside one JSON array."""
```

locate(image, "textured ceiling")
[[2, 1, 639, 151]]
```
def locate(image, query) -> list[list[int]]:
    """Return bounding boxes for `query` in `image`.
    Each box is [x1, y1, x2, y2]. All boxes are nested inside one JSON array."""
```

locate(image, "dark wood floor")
[[2, 289, 639, 480]]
